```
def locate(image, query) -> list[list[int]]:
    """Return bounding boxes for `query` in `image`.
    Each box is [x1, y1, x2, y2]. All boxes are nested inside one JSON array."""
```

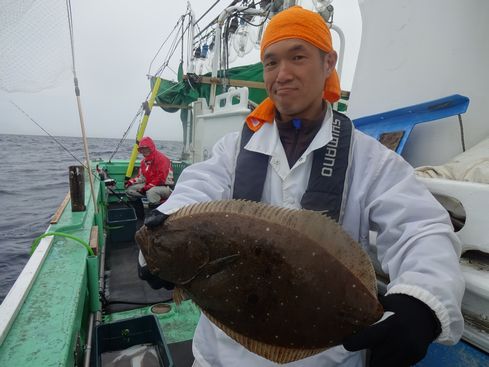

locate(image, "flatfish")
[[136, 200, 383, 363]]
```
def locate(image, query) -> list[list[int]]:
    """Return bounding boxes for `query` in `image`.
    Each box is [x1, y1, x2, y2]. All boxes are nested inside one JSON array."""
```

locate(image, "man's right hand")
[[124, 179, 133, 189], [138, 261, 174, 290], [144, 210, 169, 229]]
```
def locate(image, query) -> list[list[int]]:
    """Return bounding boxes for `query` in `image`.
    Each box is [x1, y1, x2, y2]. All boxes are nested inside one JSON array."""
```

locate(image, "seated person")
[[124, 136, 174, 213]]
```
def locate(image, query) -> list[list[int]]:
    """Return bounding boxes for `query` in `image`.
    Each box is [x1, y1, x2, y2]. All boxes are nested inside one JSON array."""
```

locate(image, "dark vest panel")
[[233, 111, 353, 223]]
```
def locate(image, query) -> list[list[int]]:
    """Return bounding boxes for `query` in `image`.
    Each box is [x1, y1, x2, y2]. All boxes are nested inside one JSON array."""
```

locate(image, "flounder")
[[136, 200, 383, 363]]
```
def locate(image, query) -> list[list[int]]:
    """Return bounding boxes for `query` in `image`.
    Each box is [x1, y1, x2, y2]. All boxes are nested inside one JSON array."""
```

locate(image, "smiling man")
[[142, 5, 465, 367], [262, 39, 336, 121]]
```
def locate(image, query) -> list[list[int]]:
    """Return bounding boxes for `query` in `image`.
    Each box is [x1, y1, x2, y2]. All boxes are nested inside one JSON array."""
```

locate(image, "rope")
[[195, 0, 224, 26], [148, 17, 184, 75], [154, 21, 186, 77], [192, 0, 242, 42], [108, 105, 144, 162], [9, 101, 91, 170], [31, 232, 94, 256]]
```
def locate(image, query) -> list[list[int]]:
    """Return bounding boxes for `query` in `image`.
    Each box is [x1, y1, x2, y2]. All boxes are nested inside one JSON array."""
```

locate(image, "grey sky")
[[0, 0, 361, 142]]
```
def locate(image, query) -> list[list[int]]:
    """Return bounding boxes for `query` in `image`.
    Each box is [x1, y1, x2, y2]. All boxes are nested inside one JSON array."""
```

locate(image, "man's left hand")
[[343, 294, 441, 367]]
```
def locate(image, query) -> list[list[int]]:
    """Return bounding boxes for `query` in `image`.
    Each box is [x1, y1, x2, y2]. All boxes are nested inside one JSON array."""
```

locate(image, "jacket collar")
[[244, 104, 333, 156]]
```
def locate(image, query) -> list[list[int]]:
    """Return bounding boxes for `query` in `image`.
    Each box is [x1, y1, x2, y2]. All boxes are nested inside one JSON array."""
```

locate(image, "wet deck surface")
[[105, 202, 173, 313], [104, 202, 194, 366]]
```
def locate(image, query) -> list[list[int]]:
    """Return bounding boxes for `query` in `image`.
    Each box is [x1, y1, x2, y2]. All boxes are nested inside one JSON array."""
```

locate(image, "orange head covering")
[[246, 6, 341, 131]]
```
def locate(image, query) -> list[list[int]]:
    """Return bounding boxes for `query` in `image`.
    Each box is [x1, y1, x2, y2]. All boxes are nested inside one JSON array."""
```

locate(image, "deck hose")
[[30, 232, 100, 312]]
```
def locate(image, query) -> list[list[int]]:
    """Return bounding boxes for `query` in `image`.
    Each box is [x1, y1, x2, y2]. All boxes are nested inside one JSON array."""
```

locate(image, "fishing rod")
[[10, 100, 132, 208], [10, 100, 88, 167]]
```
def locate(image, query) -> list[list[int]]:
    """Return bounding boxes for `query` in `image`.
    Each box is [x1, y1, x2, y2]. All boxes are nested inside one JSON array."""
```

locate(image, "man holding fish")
[[138, 6, 464, 367]]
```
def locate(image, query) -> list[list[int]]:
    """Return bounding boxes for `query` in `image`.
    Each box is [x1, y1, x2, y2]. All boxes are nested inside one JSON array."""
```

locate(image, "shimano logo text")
[[321, 119, 341, 177]]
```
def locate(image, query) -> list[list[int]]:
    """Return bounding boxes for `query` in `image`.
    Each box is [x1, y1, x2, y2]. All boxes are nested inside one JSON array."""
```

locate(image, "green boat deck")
[[0, 160, 198, 367]]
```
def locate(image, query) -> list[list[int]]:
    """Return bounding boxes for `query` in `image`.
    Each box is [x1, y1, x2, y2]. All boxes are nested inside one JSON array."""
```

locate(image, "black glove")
[[144, 210, 169, 229], [137, 261, 175, 290], [343, 294, 441, 367]]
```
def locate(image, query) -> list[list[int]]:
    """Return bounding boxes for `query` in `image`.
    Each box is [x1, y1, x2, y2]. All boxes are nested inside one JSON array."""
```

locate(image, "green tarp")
[[152, 62, 267, 110]]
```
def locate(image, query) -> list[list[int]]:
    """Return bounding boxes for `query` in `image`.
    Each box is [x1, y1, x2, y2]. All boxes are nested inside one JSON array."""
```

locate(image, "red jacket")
[[129, 136, 173, 191]]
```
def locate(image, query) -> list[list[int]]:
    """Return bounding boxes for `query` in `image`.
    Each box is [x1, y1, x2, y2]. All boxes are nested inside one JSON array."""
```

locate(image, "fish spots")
[[139, 200, 384, 355]]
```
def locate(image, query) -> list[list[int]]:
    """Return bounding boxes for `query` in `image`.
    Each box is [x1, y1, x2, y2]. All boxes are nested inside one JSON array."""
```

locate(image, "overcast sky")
[[0, 0, 361, 142]]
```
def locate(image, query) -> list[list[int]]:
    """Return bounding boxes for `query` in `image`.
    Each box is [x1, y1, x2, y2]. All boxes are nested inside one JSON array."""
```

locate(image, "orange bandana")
[[245, 6, 341, 131]]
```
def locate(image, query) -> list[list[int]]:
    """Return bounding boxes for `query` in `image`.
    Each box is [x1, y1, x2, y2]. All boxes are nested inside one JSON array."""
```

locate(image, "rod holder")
[[69, 165, 86, 212]]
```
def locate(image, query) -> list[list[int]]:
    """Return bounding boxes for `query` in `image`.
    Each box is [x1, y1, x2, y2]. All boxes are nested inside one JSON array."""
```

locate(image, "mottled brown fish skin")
[[136, 200, 383, 350]]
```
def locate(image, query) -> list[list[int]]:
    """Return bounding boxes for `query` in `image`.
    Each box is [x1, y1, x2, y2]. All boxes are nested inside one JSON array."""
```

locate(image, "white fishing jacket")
[[157, 106, 465, 367]]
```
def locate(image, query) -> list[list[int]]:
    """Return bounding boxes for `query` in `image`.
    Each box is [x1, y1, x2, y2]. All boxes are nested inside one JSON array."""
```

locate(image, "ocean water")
[[0, 134, 183, 302]]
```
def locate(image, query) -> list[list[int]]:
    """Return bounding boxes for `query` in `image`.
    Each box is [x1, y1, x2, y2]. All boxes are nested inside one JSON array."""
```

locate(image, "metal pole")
[[330, 24, 345, 79], [74, 80, 99, 215], [210, 6, 264, 108], [83, 313, 95, 367]]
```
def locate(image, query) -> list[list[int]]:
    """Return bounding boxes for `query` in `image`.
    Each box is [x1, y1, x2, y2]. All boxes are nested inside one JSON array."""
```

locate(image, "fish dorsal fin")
[[170, 200, 377, 297]]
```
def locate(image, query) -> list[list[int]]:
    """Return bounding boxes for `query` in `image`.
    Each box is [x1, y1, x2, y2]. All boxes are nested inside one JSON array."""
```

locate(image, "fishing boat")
[[1, 0, 489, 366]]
